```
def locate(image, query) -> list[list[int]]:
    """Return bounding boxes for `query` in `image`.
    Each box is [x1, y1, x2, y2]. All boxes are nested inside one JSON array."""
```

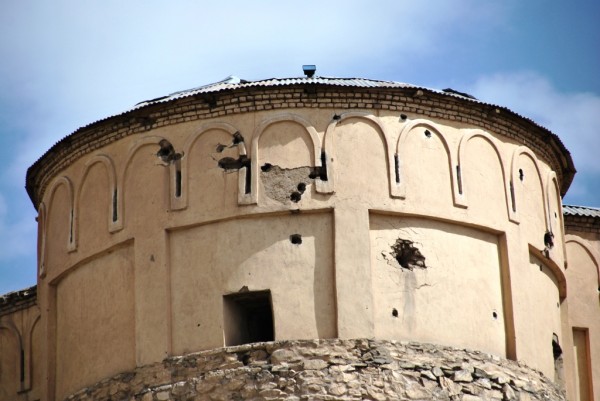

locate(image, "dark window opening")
[[175, 169, 182, 198], [245, 164, 252, 194], [112, 189, 118, 222], [69, 209, 74, 243], [456, 165, 462, 194], [223, 290, 274, 346]]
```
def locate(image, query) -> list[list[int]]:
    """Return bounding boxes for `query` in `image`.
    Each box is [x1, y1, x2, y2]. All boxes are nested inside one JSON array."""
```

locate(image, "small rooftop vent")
[[302, 65, 316, 78]]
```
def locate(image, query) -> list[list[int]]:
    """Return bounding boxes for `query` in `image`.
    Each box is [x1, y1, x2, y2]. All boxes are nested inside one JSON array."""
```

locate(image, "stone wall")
[[65, 339, 564, 401]]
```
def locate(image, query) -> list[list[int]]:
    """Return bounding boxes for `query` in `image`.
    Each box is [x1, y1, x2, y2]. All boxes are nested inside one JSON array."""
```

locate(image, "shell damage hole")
[[391, 238, 426, 270], [290, 191, 302, 203], [290, 234, 302, 245], [297, 182, 306, 193], [544, 231, 554, 249], [218, 155, 250, 171], [392, 308, 399, 318], [552, 333, 562, 360]]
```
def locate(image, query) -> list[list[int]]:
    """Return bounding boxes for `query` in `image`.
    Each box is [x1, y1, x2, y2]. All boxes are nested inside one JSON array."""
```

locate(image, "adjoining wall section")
[[53, 244, 135, 400], [169, 212, 336, 355], [369, 213, 507, 357]]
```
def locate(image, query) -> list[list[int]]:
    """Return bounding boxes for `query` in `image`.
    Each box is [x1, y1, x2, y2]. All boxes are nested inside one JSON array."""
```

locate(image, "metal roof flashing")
[[25, 75, 576, 208]]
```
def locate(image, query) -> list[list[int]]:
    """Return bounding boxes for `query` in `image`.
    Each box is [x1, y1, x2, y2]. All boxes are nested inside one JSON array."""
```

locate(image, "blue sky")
[[0, 0, 598, 294]]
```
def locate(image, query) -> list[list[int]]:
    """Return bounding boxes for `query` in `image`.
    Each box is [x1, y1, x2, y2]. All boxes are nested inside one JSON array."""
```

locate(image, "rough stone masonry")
[[65, 339, 564, 401]]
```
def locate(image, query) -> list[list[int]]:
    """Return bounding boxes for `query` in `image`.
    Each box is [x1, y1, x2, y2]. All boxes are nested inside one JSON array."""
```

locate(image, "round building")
[[17, 72, 587, 400]]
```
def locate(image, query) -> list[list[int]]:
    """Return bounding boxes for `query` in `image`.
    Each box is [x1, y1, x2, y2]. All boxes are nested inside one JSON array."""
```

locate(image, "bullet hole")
[[554, 212, 557, 218], [544, 231, 554, 249], [552, 333, 562, 360], [150, 255, 155, 262], [518, 169, 524, 181], [390, 238, 427, 270], [218, 155, 250, 171], [157, 139, 183, 164], [492, 311, 498, 319], [424, 130, 432, 138], [392, 308, 398, 318], [290, 191, 302, 203], [539, 264, 543, 271], [261, 163, 273, 172], [297, 182, 306, 193], [216, 132, 245, 153], [290, 234, 302, 244], [400, 114, 407, 120], [332, 114, 341, 121]]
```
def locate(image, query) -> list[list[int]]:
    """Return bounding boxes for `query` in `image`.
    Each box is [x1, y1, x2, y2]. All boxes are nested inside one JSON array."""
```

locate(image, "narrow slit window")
[[175, 169, 182, 198], [456, 165, 463, 195], [112, 189, 118, 222]]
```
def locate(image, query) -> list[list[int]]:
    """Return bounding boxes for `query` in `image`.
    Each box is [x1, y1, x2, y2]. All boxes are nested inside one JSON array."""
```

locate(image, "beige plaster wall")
[[54, 244, 135, 400], [565, 234, 600, 401], [0, 300, 41, 401], [169, 212, 336, 354], [31, 101, 571, 400], [369, 214, 506, 357]]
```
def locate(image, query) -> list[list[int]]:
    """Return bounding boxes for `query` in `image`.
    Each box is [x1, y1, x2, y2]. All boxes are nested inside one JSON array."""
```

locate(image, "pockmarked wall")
[[3, 77, 587, 401]]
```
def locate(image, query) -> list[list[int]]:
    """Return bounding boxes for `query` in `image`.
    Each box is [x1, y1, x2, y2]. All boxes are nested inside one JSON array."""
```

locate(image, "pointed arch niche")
[[394, 120, 456, 209], [180, 122, 246, 211], [321, 112, 393, 200], [457, 130, 511, 226], [249, 114, 321, 205]]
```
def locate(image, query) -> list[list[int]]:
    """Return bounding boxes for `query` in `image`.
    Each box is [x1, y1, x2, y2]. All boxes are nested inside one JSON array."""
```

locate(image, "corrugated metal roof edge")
[[25, 76, 576, 206], [563, 205, 600, 218]]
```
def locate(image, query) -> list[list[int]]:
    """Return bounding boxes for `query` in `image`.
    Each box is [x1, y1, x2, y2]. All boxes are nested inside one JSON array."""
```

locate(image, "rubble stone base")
[[66, 339, 565, 401]]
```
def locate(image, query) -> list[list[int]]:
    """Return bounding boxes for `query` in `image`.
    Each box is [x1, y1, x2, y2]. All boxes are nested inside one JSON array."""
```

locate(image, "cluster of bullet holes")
[[290, 183, 306, 203], [289, 234, 302, 245], [216, 132, 249, 171], [157, 140, 183, 164], [390, 238, 427, 270]]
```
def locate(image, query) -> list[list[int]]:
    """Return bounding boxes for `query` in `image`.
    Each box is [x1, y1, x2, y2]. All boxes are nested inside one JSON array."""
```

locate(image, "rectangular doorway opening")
[[223, 290, 274, 346]]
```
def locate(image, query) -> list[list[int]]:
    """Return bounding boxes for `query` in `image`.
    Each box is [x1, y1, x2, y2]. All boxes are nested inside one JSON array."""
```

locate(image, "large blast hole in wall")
[[223, 290, 274, 346]]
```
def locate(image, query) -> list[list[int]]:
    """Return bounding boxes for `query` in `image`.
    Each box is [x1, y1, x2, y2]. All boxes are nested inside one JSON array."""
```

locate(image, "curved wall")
[[29, 86, 569, 400]]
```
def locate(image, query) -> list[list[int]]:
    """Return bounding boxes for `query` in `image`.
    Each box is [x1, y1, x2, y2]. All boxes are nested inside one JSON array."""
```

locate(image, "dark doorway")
[[223, 290, 274, 346]]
